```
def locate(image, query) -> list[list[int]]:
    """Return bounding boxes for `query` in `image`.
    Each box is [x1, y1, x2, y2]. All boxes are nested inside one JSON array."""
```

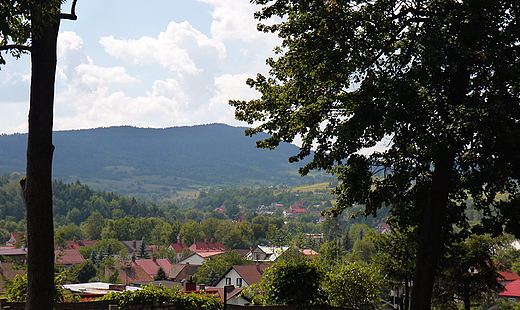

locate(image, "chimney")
[[204, 238, 208, 243], [153, 256, 157, 262], [193, 238, 196, 245], [133, 240, 136, 248], [177, 234, 182, 244], [211, 238, 215, 243], [132, 255, 136, 263]]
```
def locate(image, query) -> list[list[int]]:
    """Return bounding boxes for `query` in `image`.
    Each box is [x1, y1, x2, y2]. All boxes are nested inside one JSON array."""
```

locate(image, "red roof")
[[231, 265, 270, 286], [170, 243, 189, 253], [0, 263, 26, 294], [500, 280, 520, 297], [55, 248, 85, 265], [189, 240, 225, 252], [499, 271, 520, 282], [106, 265, 153, 284], [132, 258, 172, 278]]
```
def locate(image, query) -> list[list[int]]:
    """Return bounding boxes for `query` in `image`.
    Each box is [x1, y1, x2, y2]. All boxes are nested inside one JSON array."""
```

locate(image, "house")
[[189, 238, 226, 252], [178, 251, 225, 265], [0, 262, 26, 294], [129, 256, 172, 279], [283, 206, 309, 219], [105, 265, 153, 284], [499, 270, 520, 286], [215, 264, 271, 289], [55, 248, 85, 268], [301, 249, 319, 259], [65, 237, 99, 250], [121, 240, 153, 257], [168, 234, 189, 262], [500, 280, 520, 302], [375, 223, 390, 234], [0, 248, 27, 263], [5, 232, 24, 247], [169, 263, 200, 282], [247, 245, 289, 263]]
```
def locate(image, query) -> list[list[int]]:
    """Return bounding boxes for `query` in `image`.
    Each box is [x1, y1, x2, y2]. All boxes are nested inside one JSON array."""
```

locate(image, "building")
[[247, 245, 289, 263], [55, 248, 85, 268], [215, 264, 270, 289]]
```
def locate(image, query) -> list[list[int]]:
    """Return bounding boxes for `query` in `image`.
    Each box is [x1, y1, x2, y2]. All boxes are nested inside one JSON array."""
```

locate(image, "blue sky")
[[0, 0, 281, 134]]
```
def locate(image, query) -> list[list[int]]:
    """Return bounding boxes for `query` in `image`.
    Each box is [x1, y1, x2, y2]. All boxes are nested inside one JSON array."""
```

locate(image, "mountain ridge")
[[0, 123, 321, 199]]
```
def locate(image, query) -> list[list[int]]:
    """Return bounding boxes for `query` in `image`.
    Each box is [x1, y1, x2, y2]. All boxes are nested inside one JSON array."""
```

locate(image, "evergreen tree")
[[137, 239, 150, 259], [206, 269, 219, 286], [154, 266, 168, 281]]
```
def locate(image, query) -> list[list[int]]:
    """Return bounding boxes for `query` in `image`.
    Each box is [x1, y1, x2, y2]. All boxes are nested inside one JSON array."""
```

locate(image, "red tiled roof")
[[170, 243, 188, 253], [500, 280, 520, 297], [499, 271, 520, 282], [106, 265, 153, 284], [132, 258, 172, 278], [55, 248, 85, 265], [232, 264, 271, 286], [0, 263, 26, 294]]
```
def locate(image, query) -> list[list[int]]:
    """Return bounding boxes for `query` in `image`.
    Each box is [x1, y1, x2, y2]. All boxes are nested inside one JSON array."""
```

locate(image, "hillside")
[[0, 124, 324, 199]]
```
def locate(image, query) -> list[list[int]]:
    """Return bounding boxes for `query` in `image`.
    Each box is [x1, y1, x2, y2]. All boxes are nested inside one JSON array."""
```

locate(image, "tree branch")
[[60, 0, 78, 20], [0, 44, 31, 52]]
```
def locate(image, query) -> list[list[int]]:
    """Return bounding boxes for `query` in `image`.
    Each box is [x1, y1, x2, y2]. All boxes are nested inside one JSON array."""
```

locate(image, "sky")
[[0, 0, 282, 134]]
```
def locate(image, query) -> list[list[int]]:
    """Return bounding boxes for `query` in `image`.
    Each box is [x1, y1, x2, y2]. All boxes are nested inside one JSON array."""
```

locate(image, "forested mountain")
[[0, 124, 324, 198]]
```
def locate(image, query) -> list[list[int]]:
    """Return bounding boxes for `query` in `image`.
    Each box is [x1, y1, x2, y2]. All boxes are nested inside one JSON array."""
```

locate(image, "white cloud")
[[99, 21, 226, 75]]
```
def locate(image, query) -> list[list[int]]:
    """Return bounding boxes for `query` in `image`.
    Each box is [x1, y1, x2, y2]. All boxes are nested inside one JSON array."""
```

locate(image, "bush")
[[98, 283, 221, 310]]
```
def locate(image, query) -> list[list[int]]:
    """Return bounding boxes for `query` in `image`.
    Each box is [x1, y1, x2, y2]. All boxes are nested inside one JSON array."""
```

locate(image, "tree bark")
[[410, 149, 456, 310], [22, 3, 60, 310]]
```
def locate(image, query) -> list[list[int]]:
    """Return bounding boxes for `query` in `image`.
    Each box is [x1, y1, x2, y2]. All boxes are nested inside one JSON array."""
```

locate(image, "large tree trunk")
[[22, 3, 60, 310], [410, 149, 455, 310]]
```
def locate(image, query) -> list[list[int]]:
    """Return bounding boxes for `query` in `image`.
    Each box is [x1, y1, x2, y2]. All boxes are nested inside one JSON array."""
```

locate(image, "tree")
[[432, 234, 506, 310], [154, 266, 168, 281], [1, 1, 77, 310], [251, 252, 324, 306], [70, 259, 97, 283], [230, 1, 520, 309], [322, 261, 384, 309]]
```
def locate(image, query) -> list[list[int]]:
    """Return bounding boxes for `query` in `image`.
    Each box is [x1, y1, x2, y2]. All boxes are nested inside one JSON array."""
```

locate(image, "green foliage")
[[432, 234, 507, 310], [2, 271, 82, 303], [250, 251, 324, 306], [322, 262, 385, 310], [69, 259, 97, 283], [107, 269, 122, 284], [154, 266, 168, 281], [2, 274, 27, 301], [98, 283, 221, 310]]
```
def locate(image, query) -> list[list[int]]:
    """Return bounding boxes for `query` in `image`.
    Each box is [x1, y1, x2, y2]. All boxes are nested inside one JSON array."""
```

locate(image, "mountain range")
[[0, 124, 323, 199]]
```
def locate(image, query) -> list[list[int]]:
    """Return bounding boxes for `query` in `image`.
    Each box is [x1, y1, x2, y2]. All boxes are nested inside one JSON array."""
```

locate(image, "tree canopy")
[[231, 1, 520, 309]]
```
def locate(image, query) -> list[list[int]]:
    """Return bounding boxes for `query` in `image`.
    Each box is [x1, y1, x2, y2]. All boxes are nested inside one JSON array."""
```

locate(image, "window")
[[225, 278, 231, 285], [236, 278, 243, 287]]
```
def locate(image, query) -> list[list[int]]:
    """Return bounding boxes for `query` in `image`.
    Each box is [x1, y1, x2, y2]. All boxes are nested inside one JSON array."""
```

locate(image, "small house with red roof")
[[283, 206, 309, 219], [105, 265, 153, 284], [0, 262, 26, 294], [215, 264, 271, 289], [5, 232, 24, 247], [499, 270, 520, 286], [167, 234, 189, 261], [129, 256, 172, 279], [65, 238, 99, 250], [55, 248, 85, 268], [500, 280, 520, 302], [189, 238, 226, 252]]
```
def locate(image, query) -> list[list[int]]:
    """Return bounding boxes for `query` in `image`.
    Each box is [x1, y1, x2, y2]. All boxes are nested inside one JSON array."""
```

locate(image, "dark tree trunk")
[[410, 149, 456, 310], [22, 3, 60, 310]]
